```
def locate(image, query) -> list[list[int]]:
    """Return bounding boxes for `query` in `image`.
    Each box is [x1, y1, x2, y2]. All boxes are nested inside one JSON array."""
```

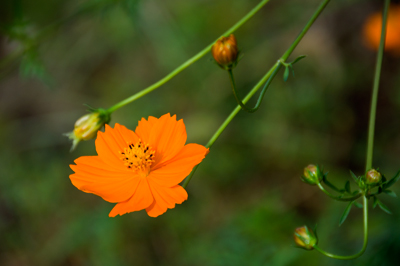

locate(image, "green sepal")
[[83, 105, 111, 125], [383, 170, 400, 189], [313, 224, 318, 238], [339, 201, 353, 226], [383, 190, 397, 197]]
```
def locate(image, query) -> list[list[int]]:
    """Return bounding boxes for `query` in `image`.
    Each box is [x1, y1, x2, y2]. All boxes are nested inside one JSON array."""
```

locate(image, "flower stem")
[[317, 183, 362, 202], [365, 0, 390, 172], [314, 0, 389, 259], [228, 66, 282, 113], [106, 0, 272, 114], [314, 195, 369, 260], [182, 0, 331, 188]]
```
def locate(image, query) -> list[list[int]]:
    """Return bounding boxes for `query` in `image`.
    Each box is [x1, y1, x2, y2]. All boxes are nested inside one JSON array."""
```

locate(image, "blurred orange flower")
[[69, 113, 208, 217], [363, 5, 400, 55]]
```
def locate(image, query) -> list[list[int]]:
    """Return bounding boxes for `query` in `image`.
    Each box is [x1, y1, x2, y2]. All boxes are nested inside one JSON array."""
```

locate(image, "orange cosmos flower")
[[363, 5, 400, 55], [69, 113, 208, 217]]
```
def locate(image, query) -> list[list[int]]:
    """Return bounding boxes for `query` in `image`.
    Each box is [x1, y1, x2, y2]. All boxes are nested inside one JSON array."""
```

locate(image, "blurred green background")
[[1, 0, 400, 265]]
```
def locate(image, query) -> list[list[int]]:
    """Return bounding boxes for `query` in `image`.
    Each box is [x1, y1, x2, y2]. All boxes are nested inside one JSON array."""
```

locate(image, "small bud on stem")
[[365, 169, 382, 185], [301, 164, 323, 185], [294, 225, 317, 250], [65, 108, 110, 151], [212, 34, 239, 70]]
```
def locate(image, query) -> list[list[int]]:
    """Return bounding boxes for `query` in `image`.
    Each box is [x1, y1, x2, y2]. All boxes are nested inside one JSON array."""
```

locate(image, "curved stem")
[[228, 65, 282, 113], [365, 0, 390, 171], [314, 195, 369, 260], [317, 183, 362, 202], [106, 0, 272, 113], [183, 0, 331, 188], [182, 62, 279, 188]]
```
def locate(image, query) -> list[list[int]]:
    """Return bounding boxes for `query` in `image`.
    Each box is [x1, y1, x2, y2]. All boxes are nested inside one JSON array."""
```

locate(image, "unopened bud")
[[212, 34, 239, 70], [365, 169, 382, 185], [301, 164, 323, 185], [294, 225, 317, 250], [65, 109, 110, 151]]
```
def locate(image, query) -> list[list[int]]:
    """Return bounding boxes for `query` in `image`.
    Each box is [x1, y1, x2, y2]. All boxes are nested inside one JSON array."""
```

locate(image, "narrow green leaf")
[[353, 201, 363, 208], [345, 181, 351, 194], [290, 65, 295, 77], [372, 196, 378, 208], [377, 200, 392, 215], [323, 177, 343, 193], [339, 201, 353, 226], [349, 170, 358, 183], [283, 67, 290, 82], [383, 190, 397, 197], [383, 170, 400, 189], [291, 55, 307, 64]]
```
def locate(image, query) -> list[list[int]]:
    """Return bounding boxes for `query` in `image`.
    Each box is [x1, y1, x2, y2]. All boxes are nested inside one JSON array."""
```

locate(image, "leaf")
[[19, 50, 53, 87], [383, 170, 400, 189], [290, 65, 295, 77], [372, 196, 378, 208], [350, 170, 358, 183], [283, 66, 290, 82], [339, 201, 353, 226], [291, 55, 307, 65], [353, 201, 363, 208], [345, 181, 351, 194], [383, 190, 397, 197], [377, 200, 392, 215], [322, 176, 343, 193]]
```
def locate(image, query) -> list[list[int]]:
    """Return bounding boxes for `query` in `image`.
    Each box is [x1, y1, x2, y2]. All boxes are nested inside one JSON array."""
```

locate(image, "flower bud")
[[365, 169, 382, 185], [301, 164, 323, 185], [65, 109, 110, 151], [212, 34, 239, 70], [294, 225, 317, 250]]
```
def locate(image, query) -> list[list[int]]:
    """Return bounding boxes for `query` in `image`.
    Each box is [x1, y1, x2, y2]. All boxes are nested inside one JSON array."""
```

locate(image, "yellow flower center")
[[120, 139, 155, 177]]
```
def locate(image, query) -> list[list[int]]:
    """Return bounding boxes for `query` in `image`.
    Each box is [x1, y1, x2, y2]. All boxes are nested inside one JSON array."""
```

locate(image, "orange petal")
[[149, 144, 208, 187], [145, 180, 188, 217], [135, 116, 158, 143], [109, 178, 154, 217], [148, 114, 187, 167], [95, 124, 139, 170], [70, 156, 139, 203]]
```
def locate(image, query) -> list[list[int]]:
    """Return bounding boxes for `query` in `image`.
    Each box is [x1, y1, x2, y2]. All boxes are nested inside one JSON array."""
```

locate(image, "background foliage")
[[0, 0, 399, 265]]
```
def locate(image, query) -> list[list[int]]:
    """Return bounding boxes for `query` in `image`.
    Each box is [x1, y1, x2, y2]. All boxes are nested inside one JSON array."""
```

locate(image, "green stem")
[[314, 195, 369, 260], [227, 66, 282, 113], [106, 0, 272, 113], [182, 63, 279, 188], [317, 183, 362, 202], [365, 0, 390, 171], [281, 0, 331, 61], [182, 0, 331, 188]]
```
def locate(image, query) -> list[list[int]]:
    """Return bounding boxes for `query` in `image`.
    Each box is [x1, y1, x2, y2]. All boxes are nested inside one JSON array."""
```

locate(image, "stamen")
[[119, 139, 155, 175]]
